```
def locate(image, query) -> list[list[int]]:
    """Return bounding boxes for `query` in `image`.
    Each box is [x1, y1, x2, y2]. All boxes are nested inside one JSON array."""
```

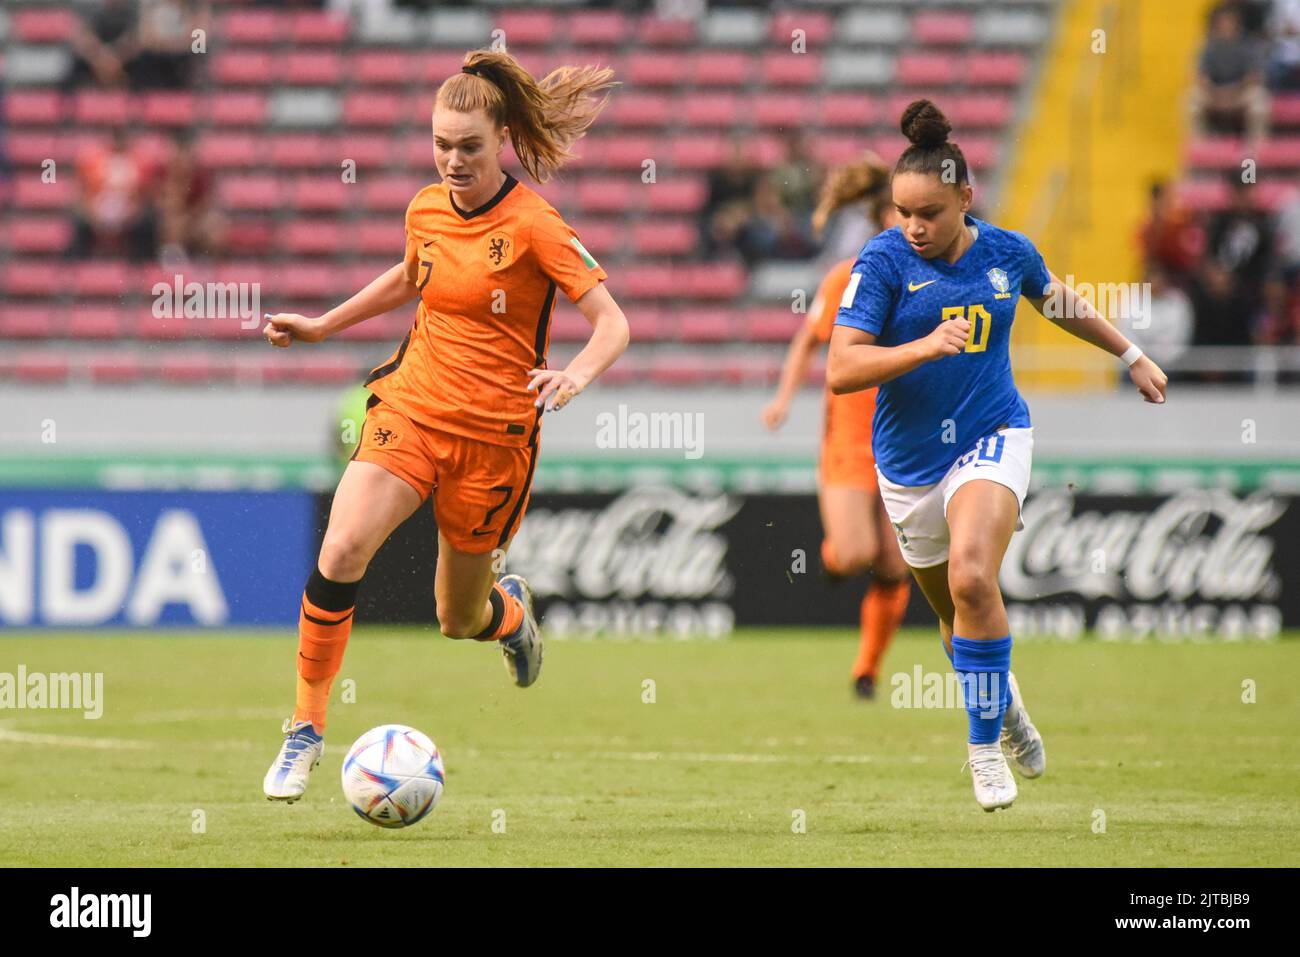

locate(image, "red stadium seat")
[[721, 355, 780, 385], [1186, 137, 1247, 170], [746, 307, 804, 343], [567, 218, 621, 257], [631, 219, 696, 256], [1272, 94, 1300, 129], [361, 176, 426, 211], [622, 264, 676, 299], [568, 11, 631, 46], [760, 52, 823, 88], [5, 91, 64, 125], [222, 217, 275, 255], [946, 93, 1014, 130], [219, 175, 283, 211], [343, 91, 413, 128], [645, 178, 707, 213], [71, 307, 127, 339], [1257, 138, 1300, 167], [142, 92, 197, 127], [13, 8, 77, 43], [209, 92, 268, 127], [6, 217, 72, 254], [159, 354, 222, 385], [896, 53, 958, 87], [637, 16, 697, 46], [421, 53, 477, 86], [627, 52, 690, 87], [599, 135, 659, 170], [577, 178, 635, 214], [268, 133, 336, 169], [73, 261, 137, 297], [608, 93, 674, 128], [89, 354, 142, 384], [277, 263, 349, 299], [770, 11, 833, 45], [289, 11, 351, 45], [74, 90, 131, 126], [755, 94, 810, 128], [221, 10, 287, 44], [197, 132, 259, 168], [15, 353, 70, 384], [353, 51, 421, 86], [680, 262, 746, 300], [690, 52, 753, 87], [281, 220, 347, 256], [913, 13, 975, 46], [337, 133, 394, 169], [13, 176, 74, 210], [550, 308, 593, 343], [0, 307, 52, 338], [355, 220, 403, 256], [683, 93, 746, 127], [648, 355, 712, 386], [4, 261, 62, 296], [966, 53, 1026, 87], [669, 135, 730, 170], [495, 11, 559, 47], [676, 308, 736, 343], [212, 52, 277, 87], [291, 176, 350, 212], [819, 93, 877, 128], [284, 52, 345, 86]]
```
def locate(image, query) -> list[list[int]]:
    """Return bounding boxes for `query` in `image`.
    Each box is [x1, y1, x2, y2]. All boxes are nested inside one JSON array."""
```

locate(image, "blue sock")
[[951, 635, 1012, 745]]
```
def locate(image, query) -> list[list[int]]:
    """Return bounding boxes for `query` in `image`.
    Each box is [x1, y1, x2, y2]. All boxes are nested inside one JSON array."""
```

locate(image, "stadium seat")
[[73, 89, 131, 126], [760, 53, 823, 88], [637, 16, 697, 46], [71, 307, 127, 340], [690, 52, 753, 87], [770, 10, 833, 45], [209, 92, 268, 127], [73, 262, 138, 298], [627, 52, 690, 87], [13, 8, 76, 43], [6, 217, 72, 254], [343, 91, 413, 128], [219, 175, 283, 211], [89, 353, 142, 385], [608, 93, 674, 129], [15, 352, 69, 384], [211, 52, 276, 86], [361, 176, 426, 212], [5, 90, 63, 125], [746, 307, 805, 343], [676, 308, 736, 343], [0, 307, 53, 338], [289, 11, 351, 46], [897, 53, 959, 87], [220, 10, 287, 44], [577, 178, 635, 214], [683, 93, 746, 128], [966, 52, 1027, 87], [913, 12, 975, 46], [631, 219, 697, 257], [495, 11, 559, 47], [13, 176, 74, 210], [291, 176, 350, 212], [567, 10, 631, 46], [197, 133, 259, 168], [4, 261, 62, 297]]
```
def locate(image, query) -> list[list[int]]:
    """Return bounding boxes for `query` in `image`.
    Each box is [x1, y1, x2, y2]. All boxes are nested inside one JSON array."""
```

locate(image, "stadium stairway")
[[996, 0, 1217, 391]]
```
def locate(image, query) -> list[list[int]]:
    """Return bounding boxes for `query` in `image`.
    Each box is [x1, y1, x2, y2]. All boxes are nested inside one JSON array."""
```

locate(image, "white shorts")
[[876, 426, 1034, 569]]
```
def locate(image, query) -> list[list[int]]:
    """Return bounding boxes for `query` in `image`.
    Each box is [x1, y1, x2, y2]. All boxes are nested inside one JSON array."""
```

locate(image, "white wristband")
[[1120, 344, 1143, 366]]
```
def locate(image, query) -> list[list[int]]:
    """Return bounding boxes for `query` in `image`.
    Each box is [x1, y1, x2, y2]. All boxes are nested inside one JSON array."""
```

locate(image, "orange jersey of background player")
[[367, 172, 608, 447], [808, 259, 877, 484]]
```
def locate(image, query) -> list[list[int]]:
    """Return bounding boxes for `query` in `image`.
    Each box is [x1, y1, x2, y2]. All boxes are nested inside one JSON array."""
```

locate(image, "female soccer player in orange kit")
[[761, 154, 912, 699], [260, 51, 630, 803]]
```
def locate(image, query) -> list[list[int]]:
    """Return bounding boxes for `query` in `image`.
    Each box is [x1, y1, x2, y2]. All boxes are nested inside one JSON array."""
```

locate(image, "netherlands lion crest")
[[486, 231, 513, 270]]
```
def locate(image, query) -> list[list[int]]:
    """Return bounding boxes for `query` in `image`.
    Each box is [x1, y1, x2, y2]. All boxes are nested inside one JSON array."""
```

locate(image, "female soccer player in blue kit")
[[829, 101, 1168, 811]]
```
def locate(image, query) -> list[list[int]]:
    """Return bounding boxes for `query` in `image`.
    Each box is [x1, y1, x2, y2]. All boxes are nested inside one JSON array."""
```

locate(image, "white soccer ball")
[[341, 724, 445, 828]]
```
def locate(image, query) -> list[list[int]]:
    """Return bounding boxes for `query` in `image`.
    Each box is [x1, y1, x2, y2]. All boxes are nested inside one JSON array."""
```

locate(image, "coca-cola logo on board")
[[1002, 489, 1285, 602], [510, 486, 739, 600]]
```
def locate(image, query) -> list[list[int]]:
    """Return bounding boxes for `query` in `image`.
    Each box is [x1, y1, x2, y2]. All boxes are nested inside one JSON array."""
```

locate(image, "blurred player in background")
[[762, 154, 911, 700], [260, 50, 629, 803], [831, 100, 1168, 811]]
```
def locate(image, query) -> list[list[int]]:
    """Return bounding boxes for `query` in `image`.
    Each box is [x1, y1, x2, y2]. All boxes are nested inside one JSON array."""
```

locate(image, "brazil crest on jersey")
[[834, 214, 1053, 487]]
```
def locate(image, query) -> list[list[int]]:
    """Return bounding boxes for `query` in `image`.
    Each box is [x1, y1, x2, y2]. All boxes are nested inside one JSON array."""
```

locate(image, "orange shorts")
[[819, 440, 878, 492], [352, 398, 537, 554]]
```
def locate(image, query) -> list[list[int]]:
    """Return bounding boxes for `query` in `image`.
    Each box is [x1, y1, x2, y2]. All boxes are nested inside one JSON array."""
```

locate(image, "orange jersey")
[[808, 259, 876, 452], [366, 172, 608, 448]]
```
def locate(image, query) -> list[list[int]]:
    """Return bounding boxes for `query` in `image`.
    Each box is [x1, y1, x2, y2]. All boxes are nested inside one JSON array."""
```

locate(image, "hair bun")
[[900, 99, 952, 149]]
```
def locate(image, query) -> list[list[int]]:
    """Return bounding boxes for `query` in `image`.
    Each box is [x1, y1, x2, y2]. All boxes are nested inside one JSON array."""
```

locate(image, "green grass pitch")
[[0, 628, 1297, 867]]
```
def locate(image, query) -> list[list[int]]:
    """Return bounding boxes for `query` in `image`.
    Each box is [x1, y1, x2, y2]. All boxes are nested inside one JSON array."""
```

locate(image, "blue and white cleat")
[[1000, 672, 1046, 779], [497, 574, 543, 688], [263, 718, 324, 803]]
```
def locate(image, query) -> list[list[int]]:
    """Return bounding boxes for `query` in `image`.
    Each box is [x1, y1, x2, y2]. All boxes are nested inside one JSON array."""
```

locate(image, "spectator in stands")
[[700, 136, 760, 260], [1190, 4, 1270, 143], [1268, 0, 1300, 89], [1122, 265, 1194, 381], [129, 0, 209, 90], [70, 129, 158, 262], [1207, 173, 1275, 326], [771, 129, 821, 233], [158, 132, 220, 265], [736, 172, 818, 265], [65, 0, 138, 89], [1137, 181, 1203, 285]]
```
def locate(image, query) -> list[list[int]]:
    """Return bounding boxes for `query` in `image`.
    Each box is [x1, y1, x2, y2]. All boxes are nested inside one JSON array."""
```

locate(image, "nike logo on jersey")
[[908, 280, 938, 292]]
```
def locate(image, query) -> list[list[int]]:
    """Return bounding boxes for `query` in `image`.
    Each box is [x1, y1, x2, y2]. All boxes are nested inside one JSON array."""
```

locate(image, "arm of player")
[[826, 319, 971, 395], [263, 262, 419, 348], [1027, 271, 1168, 404], [762, 322, 820, 430], [527, 282, 630, 413]]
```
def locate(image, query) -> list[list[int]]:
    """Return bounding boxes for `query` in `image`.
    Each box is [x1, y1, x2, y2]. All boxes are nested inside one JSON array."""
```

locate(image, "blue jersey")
[[834, 214, 1052, 487]]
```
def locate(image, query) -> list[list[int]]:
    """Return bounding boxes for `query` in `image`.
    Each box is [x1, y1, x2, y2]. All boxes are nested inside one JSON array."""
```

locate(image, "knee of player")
[[317, 537, 372, 581], [947, 561, 999, 610]]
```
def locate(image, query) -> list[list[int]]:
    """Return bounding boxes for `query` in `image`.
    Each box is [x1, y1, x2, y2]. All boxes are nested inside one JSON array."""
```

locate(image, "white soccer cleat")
[[498, 574, 543, 688], [966, 743, 1018, 812], [263, 718, 324, 803], [1000, 672, 1046, 779]]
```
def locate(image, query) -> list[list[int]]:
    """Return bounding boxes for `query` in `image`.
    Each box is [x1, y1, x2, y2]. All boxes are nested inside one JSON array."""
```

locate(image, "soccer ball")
[[341, 724, 445, 828]]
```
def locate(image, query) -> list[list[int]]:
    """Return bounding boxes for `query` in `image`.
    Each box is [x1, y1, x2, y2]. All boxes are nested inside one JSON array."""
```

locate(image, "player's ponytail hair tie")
[[461, 64, 487, 80]]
